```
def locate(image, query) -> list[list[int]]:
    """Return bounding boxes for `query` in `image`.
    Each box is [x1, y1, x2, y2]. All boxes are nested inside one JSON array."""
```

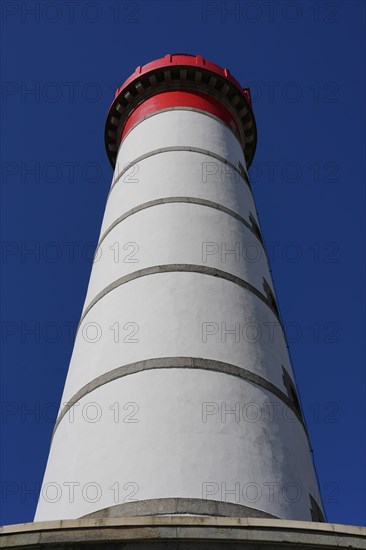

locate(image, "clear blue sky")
[[1, 0, 365, 527]]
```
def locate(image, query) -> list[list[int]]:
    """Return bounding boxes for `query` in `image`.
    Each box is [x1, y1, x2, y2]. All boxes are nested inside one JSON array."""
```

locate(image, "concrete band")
[[81, 497, 277, 520], [97, 196, 262, 252], [109, 146, 251, 194], [53, 357, 308, 439], [2, 517, 365, 549], [80, 264, 282, 329]]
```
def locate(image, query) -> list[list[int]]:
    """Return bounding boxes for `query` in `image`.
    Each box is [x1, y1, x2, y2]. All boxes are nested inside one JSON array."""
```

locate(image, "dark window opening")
[[262, 278, 279, 317], [249, 213, 263, 244], [310, 494, 325, 522], [282, 366, 301, 418]]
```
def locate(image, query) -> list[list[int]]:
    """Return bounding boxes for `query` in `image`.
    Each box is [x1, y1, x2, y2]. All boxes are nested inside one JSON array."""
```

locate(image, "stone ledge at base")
[[1, 516, 365, 549]]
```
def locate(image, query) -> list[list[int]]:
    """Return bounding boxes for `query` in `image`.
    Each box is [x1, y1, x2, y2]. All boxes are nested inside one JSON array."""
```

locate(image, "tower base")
[[1, 516, 365, 549]]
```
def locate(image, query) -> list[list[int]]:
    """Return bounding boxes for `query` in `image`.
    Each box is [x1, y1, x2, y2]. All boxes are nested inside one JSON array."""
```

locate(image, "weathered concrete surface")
[[1, 516, 365, 549], [81, 497, 277, 519]]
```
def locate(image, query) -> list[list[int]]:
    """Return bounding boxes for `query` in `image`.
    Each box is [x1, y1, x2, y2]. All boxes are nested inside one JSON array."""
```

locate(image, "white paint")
[[35, 370, 319, 521], [35, 108, 323, 522], [101, 151, 259, 238], [61, 274, 293, 406], [112, 111, 246, 186], [84, 203, 273, 311]]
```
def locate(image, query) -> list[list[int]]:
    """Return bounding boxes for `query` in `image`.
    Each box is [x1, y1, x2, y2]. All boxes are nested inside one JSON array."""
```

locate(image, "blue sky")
[[1, 0, 365, 527]]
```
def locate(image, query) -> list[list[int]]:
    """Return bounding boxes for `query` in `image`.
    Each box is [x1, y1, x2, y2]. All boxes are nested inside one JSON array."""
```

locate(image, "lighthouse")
[[34, 54, 325, 523]]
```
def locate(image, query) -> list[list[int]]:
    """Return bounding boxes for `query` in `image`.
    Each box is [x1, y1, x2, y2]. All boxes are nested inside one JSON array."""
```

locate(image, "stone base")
[[1, 516, 365, 549]]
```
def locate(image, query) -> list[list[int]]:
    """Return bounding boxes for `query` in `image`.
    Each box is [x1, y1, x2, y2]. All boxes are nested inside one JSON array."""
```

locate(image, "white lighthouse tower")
[[34, 54, 325, 523]]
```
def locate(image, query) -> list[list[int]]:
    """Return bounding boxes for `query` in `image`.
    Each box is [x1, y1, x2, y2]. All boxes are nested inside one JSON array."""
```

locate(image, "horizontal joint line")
[[96, 197, 261, 252], [79, 264, 281, 330], [109, 146, 251, 195], [53, 357, 306, 439]]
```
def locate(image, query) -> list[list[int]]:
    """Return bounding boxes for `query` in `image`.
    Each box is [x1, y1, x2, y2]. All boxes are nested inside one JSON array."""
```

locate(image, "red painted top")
[[113, 53, 251, 105], [105, 53, 257, 167]]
